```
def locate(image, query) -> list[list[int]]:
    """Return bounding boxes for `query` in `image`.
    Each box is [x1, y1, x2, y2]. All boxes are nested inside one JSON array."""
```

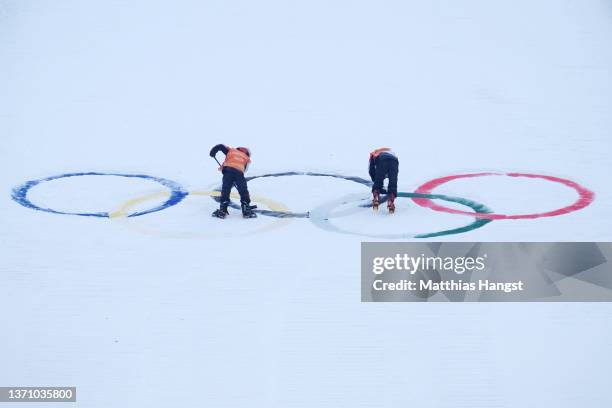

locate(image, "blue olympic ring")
[[11, 172, 188, 218]]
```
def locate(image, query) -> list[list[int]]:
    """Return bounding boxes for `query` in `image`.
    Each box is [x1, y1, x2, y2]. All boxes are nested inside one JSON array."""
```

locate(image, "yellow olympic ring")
[[109, 190, 292, 239]]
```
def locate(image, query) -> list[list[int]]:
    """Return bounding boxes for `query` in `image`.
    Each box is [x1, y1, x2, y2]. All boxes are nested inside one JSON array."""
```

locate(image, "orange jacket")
[[222, 147, 251, 173]]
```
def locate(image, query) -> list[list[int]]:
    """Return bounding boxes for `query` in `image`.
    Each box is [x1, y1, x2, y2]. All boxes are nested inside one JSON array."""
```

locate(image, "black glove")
[[210, 144, 228, 157]]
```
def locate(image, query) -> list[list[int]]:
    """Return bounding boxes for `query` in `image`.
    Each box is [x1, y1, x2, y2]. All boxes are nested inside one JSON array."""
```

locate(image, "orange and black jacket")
[[368, 148, 398, 181], [210, 144, 251, 173]]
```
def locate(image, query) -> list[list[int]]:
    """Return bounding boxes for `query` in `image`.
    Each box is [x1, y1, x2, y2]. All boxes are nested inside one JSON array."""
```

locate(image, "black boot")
[[241, 201, 257, 218], [212, 200, 230, 219]]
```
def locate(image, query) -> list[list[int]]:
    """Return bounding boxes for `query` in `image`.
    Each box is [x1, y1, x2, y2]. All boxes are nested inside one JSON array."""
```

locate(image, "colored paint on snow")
[[413, 172, 594, 220], [111, 190, 292, 239], [309, 191, 493, 239], [12, 172, 188, 218], [13, 170, 592, 238]]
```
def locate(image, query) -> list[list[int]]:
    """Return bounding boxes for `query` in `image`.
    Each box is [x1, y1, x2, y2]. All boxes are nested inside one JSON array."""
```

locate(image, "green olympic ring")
[[309, 192, 493, 239]]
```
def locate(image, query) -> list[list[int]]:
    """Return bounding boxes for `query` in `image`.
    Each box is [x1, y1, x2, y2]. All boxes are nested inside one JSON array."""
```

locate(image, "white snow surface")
[[1, 1, 612, 407]]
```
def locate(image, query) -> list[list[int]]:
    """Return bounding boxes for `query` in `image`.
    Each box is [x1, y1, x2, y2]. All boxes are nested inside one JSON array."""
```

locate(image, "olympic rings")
[[11, 172, 187, 218], [11, 170, 595, 239], [310, 192, 493, 239], [110, 190, 292, 239], [213, 172, 373, 218], [413, 172, 595, 220]]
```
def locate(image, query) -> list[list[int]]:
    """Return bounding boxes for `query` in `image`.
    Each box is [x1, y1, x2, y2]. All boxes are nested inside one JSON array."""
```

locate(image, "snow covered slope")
[[1, 1, 611, 407]]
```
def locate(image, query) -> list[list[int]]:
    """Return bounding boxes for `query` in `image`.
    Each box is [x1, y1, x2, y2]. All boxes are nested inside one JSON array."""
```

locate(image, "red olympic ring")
[[412, 172, 594, 220]]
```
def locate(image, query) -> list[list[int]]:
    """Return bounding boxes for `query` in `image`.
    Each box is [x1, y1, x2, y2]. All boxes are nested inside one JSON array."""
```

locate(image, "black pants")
[[220, 167, 251, 204], [372, 158, 399, 195]]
